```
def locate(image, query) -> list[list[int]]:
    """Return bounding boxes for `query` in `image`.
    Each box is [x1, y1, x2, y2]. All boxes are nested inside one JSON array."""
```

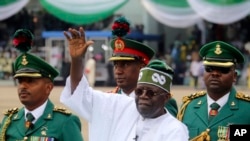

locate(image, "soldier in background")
[[108, 17, 178, 117]]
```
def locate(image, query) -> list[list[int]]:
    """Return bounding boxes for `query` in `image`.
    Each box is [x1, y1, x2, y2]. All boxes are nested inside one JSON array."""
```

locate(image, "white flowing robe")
[[60, 75, 189, 141]]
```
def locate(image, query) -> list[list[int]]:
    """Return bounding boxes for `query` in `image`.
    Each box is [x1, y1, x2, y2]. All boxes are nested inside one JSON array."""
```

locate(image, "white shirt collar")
[[207, 92, 229, 114], [24, 100, 48, 123]]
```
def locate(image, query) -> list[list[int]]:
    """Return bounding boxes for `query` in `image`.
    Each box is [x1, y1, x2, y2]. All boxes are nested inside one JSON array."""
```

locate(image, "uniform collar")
[[24, 100, 48, 123], [207, 92, 229, 115]]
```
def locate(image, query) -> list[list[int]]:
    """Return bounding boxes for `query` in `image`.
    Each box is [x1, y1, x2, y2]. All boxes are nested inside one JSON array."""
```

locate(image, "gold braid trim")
[[190, 129, 210, 141], [53, 106, 71, 115], [0, 108, 18, 141], [236, 92, 250, 102], [177, 91, 206, 121]]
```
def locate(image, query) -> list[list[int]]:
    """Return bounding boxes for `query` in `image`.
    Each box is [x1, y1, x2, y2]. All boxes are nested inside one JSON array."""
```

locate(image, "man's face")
[[16, 77, 53, 111], [135, 83, 169, 118], [203, 65, 237, 94], [113, 60, 143, 90]]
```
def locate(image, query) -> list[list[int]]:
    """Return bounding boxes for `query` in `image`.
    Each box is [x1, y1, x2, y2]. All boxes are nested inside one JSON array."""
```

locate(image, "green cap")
[[109, 16, 155, 64], [14, 53, 59, 81], [199, 41, 245, 67], [110, 39, 155, 64], [138, 60, 174, 93], [12, 29, 59, 81]]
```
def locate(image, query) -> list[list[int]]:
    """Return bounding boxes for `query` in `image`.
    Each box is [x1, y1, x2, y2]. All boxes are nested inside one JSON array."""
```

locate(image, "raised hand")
[[64, 27, 94, 60]]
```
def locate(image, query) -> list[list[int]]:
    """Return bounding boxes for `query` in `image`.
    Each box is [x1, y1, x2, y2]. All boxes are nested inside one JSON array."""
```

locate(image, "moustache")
[[19, 89, 30, 95]]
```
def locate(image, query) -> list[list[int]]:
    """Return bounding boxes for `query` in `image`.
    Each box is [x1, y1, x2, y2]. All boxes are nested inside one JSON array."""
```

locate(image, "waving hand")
[[64, 27, 94, 60]]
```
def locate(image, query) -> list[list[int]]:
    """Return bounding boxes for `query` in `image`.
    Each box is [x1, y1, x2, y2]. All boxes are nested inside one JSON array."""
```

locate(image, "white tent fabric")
[[141, 0, 202, 28], [0, 0, 29, 21], [188, 0, 250, 24]]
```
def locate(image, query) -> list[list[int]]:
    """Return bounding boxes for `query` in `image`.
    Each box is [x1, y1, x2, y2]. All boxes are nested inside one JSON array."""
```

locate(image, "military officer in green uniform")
[[0, 29, 84, 141], [107, 17, 178, 117], [177, 41, 250, 141]]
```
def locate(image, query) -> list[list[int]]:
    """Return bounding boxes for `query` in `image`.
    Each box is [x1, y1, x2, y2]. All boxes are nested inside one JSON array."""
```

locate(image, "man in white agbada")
[[60, 27, 189, 141]]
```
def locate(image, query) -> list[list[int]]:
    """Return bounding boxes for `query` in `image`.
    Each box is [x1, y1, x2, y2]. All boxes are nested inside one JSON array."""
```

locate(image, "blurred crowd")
[[155, 18, 250, 86], [1, 8, 250, 87]]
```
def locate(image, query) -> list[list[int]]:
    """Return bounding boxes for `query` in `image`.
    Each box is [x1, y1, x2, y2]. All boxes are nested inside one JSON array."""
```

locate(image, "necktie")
[[25, 113, 35, 128], [208, 102, 220, 122]]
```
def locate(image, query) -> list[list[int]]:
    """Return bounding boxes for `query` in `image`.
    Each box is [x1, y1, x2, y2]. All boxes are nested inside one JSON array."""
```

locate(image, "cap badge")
[[21, 55, 28, 65], [214, 44, 222, 55], [114, 39, 125, 51]]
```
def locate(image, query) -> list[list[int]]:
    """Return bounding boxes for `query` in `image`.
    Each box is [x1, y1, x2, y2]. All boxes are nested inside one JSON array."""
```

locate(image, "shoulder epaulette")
[[3, 108, 18, 116], [236, 92, 250, 102], [53, 106, 71, 115], [182, 91, 206, 103], [177, 91, 206, 121]]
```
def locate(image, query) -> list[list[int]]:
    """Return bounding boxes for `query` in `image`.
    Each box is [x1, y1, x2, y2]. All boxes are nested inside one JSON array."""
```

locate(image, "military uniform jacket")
[[180, 88, 250, 141], [0, 100, 83, 141]]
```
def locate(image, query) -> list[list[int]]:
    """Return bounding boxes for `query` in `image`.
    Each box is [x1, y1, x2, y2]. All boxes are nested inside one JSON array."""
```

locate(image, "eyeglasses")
[[205, 66, 232, 74], [134, 88, 165, 98]]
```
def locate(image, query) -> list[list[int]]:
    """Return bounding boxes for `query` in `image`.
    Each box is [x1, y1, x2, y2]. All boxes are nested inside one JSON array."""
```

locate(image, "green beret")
[[12, 29, 59, 81], [109, 16, 155, 64], [199, 41, 244, 67], [138, 60, 174, 93]]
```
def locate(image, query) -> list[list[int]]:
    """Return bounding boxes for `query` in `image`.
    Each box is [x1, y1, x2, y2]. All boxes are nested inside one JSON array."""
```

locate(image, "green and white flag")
[[40, 0, 128, 25], [188, 0, 250, 24], [141, 0, 202, 28], [0, 0, 29, 21]]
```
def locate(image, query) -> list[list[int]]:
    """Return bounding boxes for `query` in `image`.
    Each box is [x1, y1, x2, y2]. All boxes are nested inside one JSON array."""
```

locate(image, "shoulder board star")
[[53, 106, 71, 115], [236, 92, 250, 102]]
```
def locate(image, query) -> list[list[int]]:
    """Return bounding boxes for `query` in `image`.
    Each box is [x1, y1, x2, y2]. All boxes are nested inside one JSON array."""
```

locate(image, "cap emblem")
[[152, 72, 166, 85], [114, 39, 125, 51], [214, 44, 222, 55], [21, 55, 28, 65]]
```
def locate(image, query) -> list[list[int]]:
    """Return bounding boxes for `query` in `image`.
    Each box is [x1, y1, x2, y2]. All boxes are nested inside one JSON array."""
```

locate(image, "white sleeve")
[[60, 75, 136, 123], [166, 118, 189, 141], [60, 75, 94, 121]]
